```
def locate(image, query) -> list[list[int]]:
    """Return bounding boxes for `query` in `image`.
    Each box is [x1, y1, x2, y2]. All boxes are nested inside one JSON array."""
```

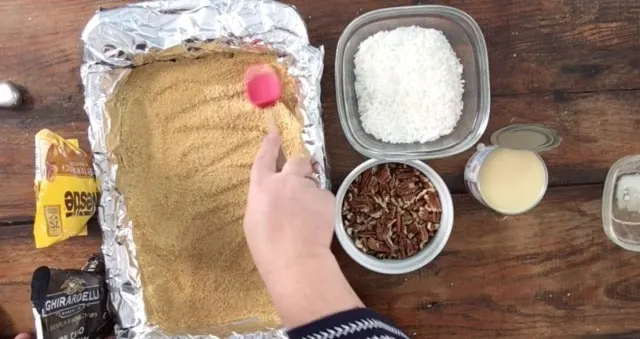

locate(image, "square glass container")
[[603, 155, 640, 252], [335, 5, 490, 160]]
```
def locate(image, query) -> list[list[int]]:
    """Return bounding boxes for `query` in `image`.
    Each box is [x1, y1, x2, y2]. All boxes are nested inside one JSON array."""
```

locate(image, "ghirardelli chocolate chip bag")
[[31, 255, 112, 339]]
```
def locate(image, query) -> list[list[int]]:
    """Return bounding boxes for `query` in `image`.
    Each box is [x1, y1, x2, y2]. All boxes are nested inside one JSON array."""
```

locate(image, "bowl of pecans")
[[335, 159, 454, 274]]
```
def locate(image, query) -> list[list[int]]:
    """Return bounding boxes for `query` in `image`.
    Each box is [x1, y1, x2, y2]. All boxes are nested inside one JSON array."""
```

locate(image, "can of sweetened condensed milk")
[[464, 125, 561, 215]]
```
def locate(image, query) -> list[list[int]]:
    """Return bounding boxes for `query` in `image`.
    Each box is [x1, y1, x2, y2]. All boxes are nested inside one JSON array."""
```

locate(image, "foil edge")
[[81, 0, 327, 338]]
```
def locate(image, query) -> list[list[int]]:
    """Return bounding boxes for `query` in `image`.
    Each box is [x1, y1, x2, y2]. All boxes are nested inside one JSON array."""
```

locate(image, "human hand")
[[244, 132, 363, 328], [244, 131, 335, 277]]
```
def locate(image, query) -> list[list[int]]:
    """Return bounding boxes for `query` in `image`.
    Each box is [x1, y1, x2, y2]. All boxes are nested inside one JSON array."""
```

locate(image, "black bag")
[[31, 254, 112, 339]]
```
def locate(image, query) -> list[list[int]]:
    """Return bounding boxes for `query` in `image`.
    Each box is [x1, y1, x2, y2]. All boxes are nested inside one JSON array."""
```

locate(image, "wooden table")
[[1, 0, 640, 338]]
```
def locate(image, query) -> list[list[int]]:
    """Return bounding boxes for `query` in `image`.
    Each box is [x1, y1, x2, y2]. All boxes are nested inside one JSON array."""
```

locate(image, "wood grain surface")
[[0, 222, 103, 338], [1, 0, 640, 338], [339, 185, 640, 338], [4, 89, 640, 221], [2, 0, 640, 221], [2, 186, 640, 338]]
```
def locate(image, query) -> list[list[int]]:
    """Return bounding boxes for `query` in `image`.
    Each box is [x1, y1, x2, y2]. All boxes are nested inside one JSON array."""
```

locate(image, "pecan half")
[[367, 238, 391, 253], [418, 224, 429, 248], [378, 164, 392, 183], [350, 196, 370, 212]]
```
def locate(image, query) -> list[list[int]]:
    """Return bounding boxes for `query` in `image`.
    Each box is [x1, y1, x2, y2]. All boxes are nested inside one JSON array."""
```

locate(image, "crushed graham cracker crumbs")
[[108, 51, 305, 335]]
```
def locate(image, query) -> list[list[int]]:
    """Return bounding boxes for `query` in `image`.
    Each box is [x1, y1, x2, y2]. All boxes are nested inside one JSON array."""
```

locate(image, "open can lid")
[[490, 124, 561, 153]]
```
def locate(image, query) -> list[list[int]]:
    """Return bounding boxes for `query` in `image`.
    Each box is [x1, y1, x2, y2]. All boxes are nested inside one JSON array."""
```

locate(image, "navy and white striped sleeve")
[[287, 308, 409, 339]]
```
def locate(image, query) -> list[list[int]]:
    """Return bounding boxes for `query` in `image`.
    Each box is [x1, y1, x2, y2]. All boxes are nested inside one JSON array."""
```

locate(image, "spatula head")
[[244, 64, 282, 109]]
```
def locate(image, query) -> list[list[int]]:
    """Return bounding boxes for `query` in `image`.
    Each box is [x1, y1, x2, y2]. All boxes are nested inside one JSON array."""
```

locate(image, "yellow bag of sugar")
[[33, 129, 99, 248]]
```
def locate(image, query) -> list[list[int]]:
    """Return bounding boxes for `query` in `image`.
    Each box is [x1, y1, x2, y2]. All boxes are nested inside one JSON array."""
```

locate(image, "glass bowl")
[[335, 5, 490, 160], [603, 155, 640, 252]]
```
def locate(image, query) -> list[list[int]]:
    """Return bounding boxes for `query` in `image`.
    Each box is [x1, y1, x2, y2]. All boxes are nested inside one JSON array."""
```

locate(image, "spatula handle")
[[264, 110, 286, 171]]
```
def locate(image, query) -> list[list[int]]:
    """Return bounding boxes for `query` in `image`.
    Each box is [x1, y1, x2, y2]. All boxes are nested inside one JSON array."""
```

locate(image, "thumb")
[[251, 131, 281, 182]]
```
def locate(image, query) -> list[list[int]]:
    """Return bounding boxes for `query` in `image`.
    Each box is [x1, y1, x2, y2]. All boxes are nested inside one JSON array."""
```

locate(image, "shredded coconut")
[[354, 26, 464, 143]]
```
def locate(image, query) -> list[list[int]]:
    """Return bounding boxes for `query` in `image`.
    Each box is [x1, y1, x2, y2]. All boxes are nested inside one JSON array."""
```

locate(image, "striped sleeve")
[[287, 308, 409, 339]]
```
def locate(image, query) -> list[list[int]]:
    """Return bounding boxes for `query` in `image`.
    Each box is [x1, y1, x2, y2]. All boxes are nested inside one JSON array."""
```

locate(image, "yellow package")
[[34, 129, 99, 248]]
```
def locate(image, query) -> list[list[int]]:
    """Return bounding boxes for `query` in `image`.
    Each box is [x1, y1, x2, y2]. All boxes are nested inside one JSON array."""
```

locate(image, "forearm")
[[261, 253, 364, 329]]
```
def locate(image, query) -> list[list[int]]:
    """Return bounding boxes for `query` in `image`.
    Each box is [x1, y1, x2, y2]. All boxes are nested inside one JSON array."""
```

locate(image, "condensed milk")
[[464, 125, 561, 215]]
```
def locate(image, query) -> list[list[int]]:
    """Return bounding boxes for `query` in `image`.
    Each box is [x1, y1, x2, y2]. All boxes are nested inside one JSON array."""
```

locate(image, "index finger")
[[251, 131, 281, 182]]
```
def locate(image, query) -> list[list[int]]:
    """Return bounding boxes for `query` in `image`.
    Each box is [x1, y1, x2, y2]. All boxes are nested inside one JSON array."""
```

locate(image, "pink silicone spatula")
[[244, 64, 286, 169], [244, 64, 282, 109]]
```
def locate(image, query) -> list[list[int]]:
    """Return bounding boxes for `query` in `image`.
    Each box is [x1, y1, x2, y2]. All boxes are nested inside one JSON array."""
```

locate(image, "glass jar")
[[603, 155, 640, 252]]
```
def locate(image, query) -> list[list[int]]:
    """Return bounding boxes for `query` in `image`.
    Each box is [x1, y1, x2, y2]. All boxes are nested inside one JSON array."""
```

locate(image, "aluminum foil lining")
[[80, 0, 326, 338]]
